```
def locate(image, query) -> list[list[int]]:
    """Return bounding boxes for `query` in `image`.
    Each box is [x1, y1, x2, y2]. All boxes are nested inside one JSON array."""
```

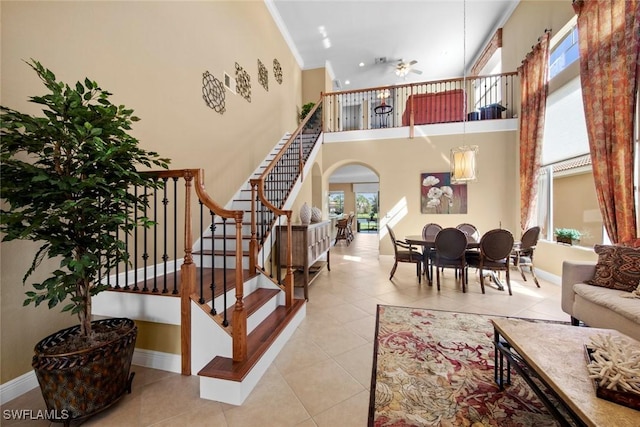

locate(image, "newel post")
[[180, 170, 195, 376], [284, 211, 294, 307], [232, 210, 248, 362]]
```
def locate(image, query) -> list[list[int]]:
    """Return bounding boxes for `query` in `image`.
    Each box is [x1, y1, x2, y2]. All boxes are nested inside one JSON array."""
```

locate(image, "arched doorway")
[[328, 164, 380, 235]]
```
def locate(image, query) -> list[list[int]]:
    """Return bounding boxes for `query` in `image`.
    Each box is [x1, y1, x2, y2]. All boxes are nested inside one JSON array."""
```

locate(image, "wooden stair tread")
[[223, 288, 280, 327], [108, 267, 257, 302], [198, 299, 305, 382]]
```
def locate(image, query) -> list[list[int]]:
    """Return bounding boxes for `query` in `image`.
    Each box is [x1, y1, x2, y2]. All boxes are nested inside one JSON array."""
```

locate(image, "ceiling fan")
[[394, 59, 422, 77]]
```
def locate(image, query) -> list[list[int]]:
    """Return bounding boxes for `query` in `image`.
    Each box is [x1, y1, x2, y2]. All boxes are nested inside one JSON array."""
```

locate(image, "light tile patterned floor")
[[1, 232, 567, 426]]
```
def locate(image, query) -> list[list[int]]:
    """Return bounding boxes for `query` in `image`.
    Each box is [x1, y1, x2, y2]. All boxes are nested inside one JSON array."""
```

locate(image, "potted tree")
[[554, 228, 582, 245], [0, 60, 169, 424]]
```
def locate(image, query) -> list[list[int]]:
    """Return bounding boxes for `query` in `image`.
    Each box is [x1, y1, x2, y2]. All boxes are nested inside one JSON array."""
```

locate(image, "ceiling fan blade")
[[411, 69, 423, 75], [409, 60, 418, 66]]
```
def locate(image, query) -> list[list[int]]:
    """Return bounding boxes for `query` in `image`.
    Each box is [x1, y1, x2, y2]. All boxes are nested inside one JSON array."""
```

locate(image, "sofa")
[[402, 89, 465, 126], [561, 244, 640, 342]]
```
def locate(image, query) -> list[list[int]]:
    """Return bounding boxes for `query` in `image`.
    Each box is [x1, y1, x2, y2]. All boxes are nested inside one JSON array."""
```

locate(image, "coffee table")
[[491, 318, 639, 427]]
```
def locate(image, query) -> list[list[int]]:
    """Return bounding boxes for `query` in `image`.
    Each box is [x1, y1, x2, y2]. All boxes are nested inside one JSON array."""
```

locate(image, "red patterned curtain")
[[518, 31, 550, 230], [573, 0, 639, 243]]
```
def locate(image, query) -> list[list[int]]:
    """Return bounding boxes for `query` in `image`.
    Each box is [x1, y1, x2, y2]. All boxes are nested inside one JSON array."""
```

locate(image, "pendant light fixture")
[[451, 0, 478, 183]]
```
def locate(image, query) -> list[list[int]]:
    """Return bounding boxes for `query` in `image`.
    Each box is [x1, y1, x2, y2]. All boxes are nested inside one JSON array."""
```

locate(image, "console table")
[[491, 318, 639, 427], [277, 221, 331, 300]]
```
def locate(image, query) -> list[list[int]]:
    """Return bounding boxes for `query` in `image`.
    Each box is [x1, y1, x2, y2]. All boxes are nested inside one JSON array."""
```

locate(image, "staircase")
[[93, 102, 324, 405]]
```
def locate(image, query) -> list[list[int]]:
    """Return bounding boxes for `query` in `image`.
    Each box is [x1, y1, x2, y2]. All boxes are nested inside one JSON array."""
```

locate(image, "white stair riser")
[[196, 256, 250, 270], [201, 238, 250, 252]]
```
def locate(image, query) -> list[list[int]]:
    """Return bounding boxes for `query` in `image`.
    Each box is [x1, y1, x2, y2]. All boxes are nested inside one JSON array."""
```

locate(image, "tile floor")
[[1, 232, 568, 426]]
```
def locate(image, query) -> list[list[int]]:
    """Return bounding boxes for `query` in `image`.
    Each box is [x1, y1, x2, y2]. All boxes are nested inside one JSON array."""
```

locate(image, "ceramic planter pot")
[[32, 317, 137, 425]]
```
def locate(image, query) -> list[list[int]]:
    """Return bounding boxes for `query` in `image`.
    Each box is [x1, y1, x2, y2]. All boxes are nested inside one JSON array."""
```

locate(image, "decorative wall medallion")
[[273, 58, 283, 85], [258, 59, 268, 92], [235, 62, 251, 103], [202, 71, 226, 114]]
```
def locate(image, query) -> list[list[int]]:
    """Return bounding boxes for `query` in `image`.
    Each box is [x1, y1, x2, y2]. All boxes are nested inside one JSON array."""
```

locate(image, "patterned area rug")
[[369, 306, 562, 427]]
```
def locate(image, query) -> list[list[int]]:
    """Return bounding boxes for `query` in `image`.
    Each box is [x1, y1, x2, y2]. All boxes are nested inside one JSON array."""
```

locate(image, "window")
[[549, 18, 579, 80], [536, 72, 606, 246], [355, 192, 378, 216], [328, 191, 344, 215]]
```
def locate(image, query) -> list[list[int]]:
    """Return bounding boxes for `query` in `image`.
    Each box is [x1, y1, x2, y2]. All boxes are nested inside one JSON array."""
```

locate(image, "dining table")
[[405, 235, 505, 291]]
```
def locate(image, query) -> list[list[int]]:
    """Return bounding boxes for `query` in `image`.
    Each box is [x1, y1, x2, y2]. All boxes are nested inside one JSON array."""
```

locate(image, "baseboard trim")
[[1, 348, 181, 405], [0, 371, 39, 405], [131, 348, 182, 374]]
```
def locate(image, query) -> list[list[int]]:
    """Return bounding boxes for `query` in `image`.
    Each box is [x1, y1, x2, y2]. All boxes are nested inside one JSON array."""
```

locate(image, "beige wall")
[[328, 183, 357, 216], [1, 1, 301, 383], [322, 131, 518, 256], [301, 68, 329, 105], [554, 172, 602, 248]]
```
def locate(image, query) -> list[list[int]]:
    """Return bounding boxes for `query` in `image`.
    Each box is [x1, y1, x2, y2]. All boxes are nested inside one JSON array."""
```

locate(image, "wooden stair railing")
[[249, 99, 323, 305], [140, 169, 246, 373]]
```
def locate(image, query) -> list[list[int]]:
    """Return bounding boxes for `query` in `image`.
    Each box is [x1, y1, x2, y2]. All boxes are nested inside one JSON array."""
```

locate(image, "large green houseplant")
[[0, 60, 169, 421]]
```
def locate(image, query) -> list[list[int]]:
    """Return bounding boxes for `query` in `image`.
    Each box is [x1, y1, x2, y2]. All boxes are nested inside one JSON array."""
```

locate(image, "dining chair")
[[421, 223, 442, 284], [346, 213, 356, 242], [334, 218, 350, 245], [467, 228, 515, 295], [433, 227, 468, 292], [386, 225, 423, 283], [511, 226, 541, 287], [456, 223, 480, 243]]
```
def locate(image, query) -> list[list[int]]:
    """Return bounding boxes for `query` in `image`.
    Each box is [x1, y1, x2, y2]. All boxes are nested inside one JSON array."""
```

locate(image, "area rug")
[[369, 305, 563, 427]]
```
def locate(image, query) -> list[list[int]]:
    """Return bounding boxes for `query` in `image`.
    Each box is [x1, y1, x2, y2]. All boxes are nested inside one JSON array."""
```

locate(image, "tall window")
[[537, 28, 606, 247]]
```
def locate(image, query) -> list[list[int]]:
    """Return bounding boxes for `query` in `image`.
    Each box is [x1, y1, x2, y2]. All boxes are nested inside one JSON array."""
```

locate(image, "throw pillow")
[[587, 244, 640, 292]]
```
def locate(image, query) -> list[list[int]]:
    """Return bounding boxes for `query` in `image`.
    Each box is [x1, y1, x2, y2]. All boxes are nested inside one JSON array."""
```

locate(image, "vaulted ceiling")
[[269, 0, 519, 91]]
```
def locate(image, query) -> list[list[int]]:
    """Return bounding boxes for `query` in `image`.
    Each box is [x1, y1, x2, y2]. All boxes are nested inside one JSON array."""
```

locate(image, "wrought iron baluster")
[[199, 199, 205, 304], [133, 185, 139, 291], [162, 177, 169, 293], [142, 187, 149, 292], [210, 212, 217, 315], [124, 199, 130, 290], [172, 177, 179, 294], [152, 185, 158, 293], [221, 217, 229, 327]]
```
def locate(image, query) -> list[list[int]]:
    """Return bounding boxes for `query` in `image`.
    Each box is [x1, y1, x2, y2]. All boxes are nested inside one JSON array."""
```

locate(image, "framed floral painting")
[[420, 172, 467, 214]]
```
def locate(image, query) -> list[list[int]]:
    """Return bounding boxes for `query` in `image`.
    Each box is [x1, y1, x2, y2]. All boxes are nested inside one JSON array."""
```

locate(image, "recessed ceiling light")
[[359, 62, 365, 67], [345, 80, 350, 85], [322, 38, 331, 49]]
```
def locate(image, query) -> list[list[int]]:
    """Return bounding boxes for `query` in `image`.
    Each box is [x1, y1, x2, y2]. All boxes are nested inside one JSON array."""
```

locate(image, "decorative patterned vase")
[[311, 206, 322, 223], [300, 202, 311, 224]]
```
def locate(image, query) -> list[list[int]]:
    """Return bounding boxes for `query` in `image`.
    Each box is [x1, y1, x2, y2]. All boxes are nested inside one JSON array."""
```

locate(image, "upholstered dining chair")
[[467, 228, 515, 295], [433, 227, 468, 292], [511, 226, 541, 287], [386, 225, 423, 283], [421, 223, 442, 284], [456, 223, 480, 243]]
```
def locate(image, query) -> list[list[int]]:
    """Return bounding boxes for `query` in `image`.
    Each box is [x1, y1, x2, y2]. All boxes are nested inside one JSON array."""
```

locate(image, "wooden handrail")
[[249, 98, 323, 307], [142, 169, 247, 367], [323, 72, 517, 97]]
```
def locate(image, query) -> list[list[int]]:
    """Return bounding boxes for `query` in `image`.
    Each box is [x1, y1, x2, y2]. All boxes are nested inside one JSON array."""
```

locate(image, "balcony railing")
[[322, 72, 518, 134]]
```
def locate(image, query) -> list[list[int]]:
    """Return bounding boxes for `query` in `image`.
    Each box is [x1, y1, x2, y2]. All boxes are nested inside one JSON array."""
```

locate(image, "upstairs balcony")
[[321, 72, 519, 142]]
